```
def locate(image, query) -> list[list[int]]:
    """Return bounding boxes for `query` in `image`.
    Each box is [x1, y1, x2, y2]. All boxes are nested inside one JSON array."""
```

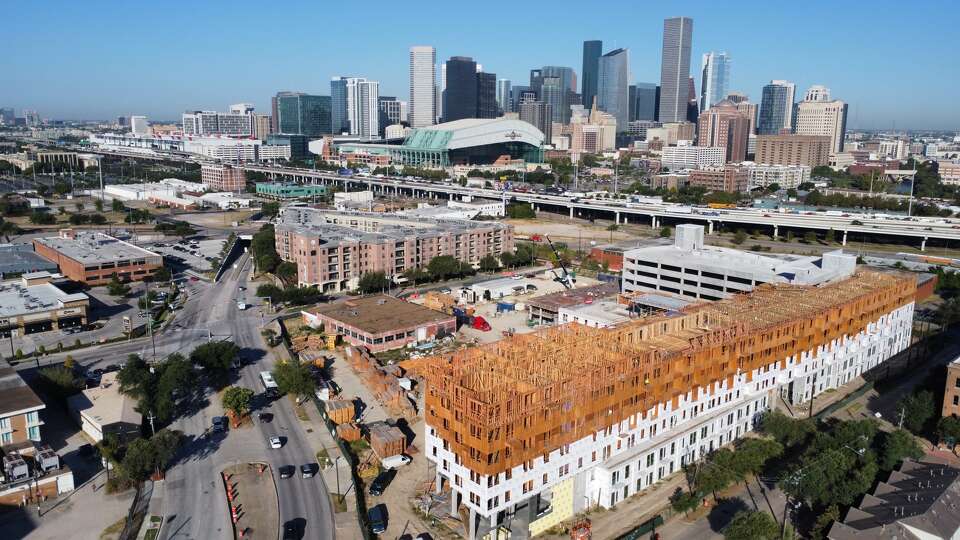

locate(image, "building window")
[[954, 395, 959, 406], [27, 426, 40, 441], [0, 417, 10, 431], [1, 432, 11, 444], [25, 411, 39, 425]]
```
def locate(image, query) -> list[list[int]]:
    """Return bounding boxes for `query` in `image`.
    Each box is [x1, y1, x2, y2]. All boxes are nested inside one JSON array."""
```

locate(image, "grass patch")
[[846, 402, 863, 414], [349, 439, 370, 454], [288, 394, 310, 421], [100, 517, 126, 540], [316, 449, 332, 469], [329, 492, 348, 513]]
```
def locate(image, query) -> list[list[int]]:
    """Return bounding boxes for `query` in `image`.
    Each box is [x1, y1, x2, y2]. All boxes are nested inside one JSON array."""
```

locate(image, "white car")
[[269, 436, 283, 449]]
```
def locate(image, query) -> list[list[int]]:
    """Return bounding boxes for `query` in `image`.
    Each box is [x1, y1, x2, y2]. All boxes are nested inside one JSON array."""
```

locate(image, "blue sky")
[[4, 0, 957, 130]]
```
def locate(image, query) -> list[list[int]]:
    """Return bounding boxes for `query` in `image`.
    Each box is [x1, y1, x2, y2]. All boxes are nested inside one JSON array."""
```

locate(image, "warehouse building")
[[0, 244, 58, 279], [33, 230, 163, 285], [422, 270, 915, 539], [302, 295, 455, 353], [0, 272, 89, 337]]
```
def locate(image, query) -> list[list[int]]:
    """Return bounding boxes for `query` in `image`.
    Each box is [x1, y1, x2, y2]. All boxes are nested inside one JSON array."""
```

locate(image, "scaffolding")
[[421, 271, 916, 476]]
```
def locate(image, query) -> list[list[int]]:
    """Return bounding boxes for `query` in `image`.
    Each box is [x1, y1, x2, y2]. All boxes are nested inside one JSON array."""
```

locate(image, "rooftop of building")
[[34, 230, 161, 264], [526, 282, 620, 312], [561, 300, 634, 326], [0, 274, 89, 318], [0, 363, 45, 418], [276, 207, 510, 246], [67, 372, 142, 428], [625, 224, 856, 286], [305, 294, 453, 335], [0, 244, 58, 277], [827, 456, 960, 540]]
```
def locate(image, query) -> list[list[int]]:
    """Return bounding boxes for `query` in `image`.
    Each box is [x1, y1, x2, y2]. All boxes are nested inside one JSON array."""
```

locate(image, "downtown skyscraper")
[[496, 79, 512, 114], [699, 52, 730, 112], [443, 56, 478, 122], [409, 46, 436, 128], [345, 78, 380, 139], [757, 80, 796, 135], [658, 17, 694, 123], [581, 40, 602, 110], [597, 48, 630, 130]]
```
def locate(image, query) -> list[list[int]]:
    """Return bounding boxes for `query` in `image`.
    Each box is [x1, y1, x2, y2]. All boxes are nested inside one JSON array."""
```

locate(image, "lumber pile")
[[368, 421, 406, 459], [324, 399, 354, 425]]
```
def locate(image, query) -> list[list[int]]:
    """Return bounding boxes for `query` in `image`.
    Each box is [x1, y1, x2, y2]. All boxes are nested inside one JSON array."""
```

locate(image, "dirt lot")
[[223, 463, 279, 540]]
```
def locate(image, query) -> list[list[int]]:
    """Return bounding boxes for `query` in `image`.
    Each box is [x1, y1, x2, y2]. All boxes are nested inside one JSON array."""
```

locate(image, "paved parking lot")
[[146, 238, 227, 272]]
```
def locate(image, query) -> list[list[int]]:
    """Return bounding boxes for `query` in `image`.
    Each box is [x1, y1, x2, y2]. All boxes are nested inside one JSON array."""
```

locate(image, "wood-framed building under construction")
[[421, 271, 916, 539]]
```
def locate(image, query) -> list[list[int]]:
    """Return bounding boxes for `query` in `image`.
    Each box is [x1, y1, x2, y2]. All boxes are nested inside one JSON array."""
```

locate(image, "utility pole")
[[148, 411, 156, 436], [98, 159, 104, 201], [898, 407, 905, 430]]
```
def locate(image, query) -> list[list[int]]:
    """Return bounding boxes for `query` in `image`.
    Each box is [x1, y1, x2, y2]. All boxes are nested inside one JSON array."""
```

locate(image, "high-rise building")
[[659, 17, 694, 123], [276, 93, 332, 137], [697, 100, 751, 162], [182, 108, 255, 137], [794, 86, 848, 153], [330, 78, 350, 134], [23, 110, 41, 127], [581, 40, 603, 111], [519, 101, 552, 144], [437, 64, 446, 122], [130, 115, 149, 135], [0, 108, 14, 125], [597, 48, 630, 131], [378, 96, 407, 134], [477, 72, 498, 119], [345, 78, 380, 139], [735, 100, 758, 136], [496, 79, 512, 114], [531, 66, 577, 124], [630, 83, 659, 122], [253, 114, 271, 140], [115, 115, 127, 128], [755, 134, 832, 167], [686, 77, 699, 124], [699, 52, 730, 112], [444, 56, 478, 122], [757, 80, 796, 135], [409, 46, 436, 128]]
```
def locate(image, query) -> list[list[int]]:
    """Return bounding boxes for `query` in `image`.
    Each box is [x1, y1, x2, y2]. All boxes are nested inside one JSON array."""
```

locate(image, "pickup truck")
[[236, 301, 247, 310]]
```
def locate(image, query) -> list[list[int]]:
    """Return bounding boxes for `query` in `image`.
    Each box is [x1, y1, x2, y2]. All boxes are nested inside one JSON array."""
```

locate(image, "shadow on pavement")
[[706, 497, 750, 533]]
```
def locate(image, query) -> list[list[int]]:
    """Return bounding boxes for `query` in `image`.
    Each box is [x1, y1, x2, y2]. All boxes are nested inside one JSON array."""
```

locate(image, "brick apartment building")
[[755, 134, 832, 167], [275, 207, 514, 292], [944, 356, 960, 418], [33, 230, 163, 285], [0, 364, 45, 451], [687, 164, 750, 193], [201, 163, 246, 192]]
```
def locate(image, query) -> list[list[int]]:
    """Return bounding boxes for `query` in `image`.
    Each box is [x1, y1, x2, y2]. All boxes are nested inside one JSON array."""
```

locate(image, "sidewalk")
[[298, 399, 364, 540], [137, 479, 165, 540]]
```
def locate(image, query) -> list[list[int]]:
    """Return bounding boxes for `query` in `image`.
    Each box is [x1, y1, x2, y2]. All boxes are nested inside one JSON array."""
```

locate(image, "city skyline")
[[2, 0, 958, 130]]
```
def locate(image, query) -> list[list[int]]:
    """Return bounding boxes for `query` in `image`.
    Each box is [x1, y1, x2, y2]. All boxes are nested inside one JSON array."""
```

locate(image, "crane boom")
[[545, 235, 575, 289]]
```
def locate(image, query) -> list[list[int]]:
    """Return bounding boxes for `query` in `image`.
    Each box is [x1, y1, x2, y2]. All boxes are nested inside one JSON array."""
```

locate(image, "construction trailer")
[[418, 271, 917, 540]]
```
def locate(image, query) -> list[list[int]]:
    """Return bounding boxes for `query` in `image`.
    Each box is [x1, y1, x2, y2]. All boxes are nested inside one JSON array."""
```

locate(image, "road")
[[158, 253, 335, 540]]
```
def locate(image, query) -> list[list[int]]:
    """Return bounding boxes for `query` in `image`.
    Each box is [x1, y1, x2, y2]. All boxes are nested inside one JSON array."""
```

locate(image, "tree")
[[479, 254, 499, 272], [505, 203, 535, 219], [732, 229, 748, 245], [811, 504, 841, 540], [660, 226, 671, 238], [89, 213, 108, 225], [275, 261, 297, 282], [669, 487, 702, 515], [723, 510, 779, 540], [74, 201, 84, 212], [64, 355, 75, 371], [803, 231, 817, 244], [112, 199, 125, 212], [760, 411, 815, 448], [121, 438, 156, 481], [94, 199, 104, 212], [734, 438, 783, 477], [260, 201, 280, 218], [29, 210, 56, 225], [401, 267, 431, 285], [251, 224, 280, 273], [152, 266, 172, 282], [879, 429, 923, 470], [897, 390, 936, 434], [825, 228, 836, 243], [37, 366, 82, 402], [221, 386, 254, 420], [117, 355, 154, 401], [427, 255, 462, 280], [273, 361, 316, 400], [155, 354, 197, 422], [107, 275, 131, 297], [937, 416, 960, 444], [357, 271, 390, 294], [499, 251, 516, 269], [190, 341, 240, 381]]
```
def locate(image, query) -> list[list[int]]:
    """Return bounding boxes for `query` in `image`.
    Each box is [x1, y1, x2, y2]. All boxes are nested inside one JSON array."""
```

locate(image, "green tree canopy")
[[724, 510, 780, 540], [479, 254, 500, 272], [760, 411, 815, 448], [221, 386, 254, 418], [273, 361, 316, 399], [357, 271, 390, 294], [897, 390, 936, 434], [190, 341, 240, 380], [879, 429, 924, 471]]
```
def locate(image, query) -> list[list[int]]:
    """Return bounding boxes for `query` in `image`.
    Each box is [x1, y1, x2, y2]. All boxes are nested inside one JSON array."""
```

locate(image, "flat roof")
[[0, 364, 45, 417], [0, 277, 89, 318], [561, 301, 633, 326], [527, 282, 620, 312], [34, 231, 161, 265], [0, 244, 58, 276], [307, 295, 453, 335], [67, 372, 141, 427]]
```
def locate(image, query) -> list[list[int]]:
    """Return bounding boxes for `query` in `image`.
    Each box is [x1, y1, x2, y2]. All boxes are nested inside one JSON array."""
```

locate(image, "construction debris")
[[345, 346, 418, 419]]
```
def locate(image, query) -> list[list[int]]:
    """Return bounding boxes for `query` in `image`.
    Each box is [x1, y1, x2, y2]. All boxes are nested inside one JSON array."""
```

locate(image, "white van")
[[380, 454, 411, 469]]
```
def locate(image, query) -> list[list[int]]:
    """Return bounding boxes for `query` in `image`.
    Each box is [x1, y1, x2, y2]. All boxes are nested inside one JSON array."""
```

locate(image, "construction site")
[[416, 270, 917, 539]]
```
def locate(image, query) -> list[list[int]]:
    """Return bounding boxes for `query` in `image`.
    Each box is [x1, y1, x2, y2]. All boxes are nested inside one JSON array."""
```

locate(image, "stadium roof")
[[403, 118, 544, 151]]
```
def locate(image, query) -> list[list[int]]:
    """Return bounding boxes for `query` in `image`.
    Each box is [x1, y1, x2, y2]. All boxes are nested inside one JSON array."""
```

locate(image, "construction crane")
[[545, 235, 575, 289]]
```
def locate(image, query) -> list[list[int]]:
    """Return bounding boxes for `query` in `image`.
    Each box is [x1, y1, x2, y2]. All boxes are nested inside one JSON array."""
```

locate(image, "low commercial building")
[[469, 277, 535, 301], [256, 182, 327, 200], [687, 165, 750, 193], [0, 363, 45, 451], [0, 272, 89, 336], [526, 282, 619, 325], [275, 207, 513, 292], [194, 192, 252, 210], [447, 198, 505, 218], [557, 300, 633, 328], [33, 230, 163, 285], [0, 244, 58, 279], [423, 270, 915, 539], [827, 457, 960, 540], [67, 372, 142, 443], [939, 161, 960, 186], [401, 199, 506, 220], [302, 295, 456, 353], [622, 224, 856, 301]]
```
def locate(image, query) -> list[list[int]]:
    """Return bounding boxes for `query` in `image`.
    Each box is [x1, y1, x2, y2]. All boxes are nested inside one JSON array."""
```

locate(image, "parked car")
[[368, 469, 396, 496], [278, 465, 295, 479], [368, 505, 387, 535], [300, 464, 316, 478], [269, 436, 283, 449], [212, 416, 227, 432]]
